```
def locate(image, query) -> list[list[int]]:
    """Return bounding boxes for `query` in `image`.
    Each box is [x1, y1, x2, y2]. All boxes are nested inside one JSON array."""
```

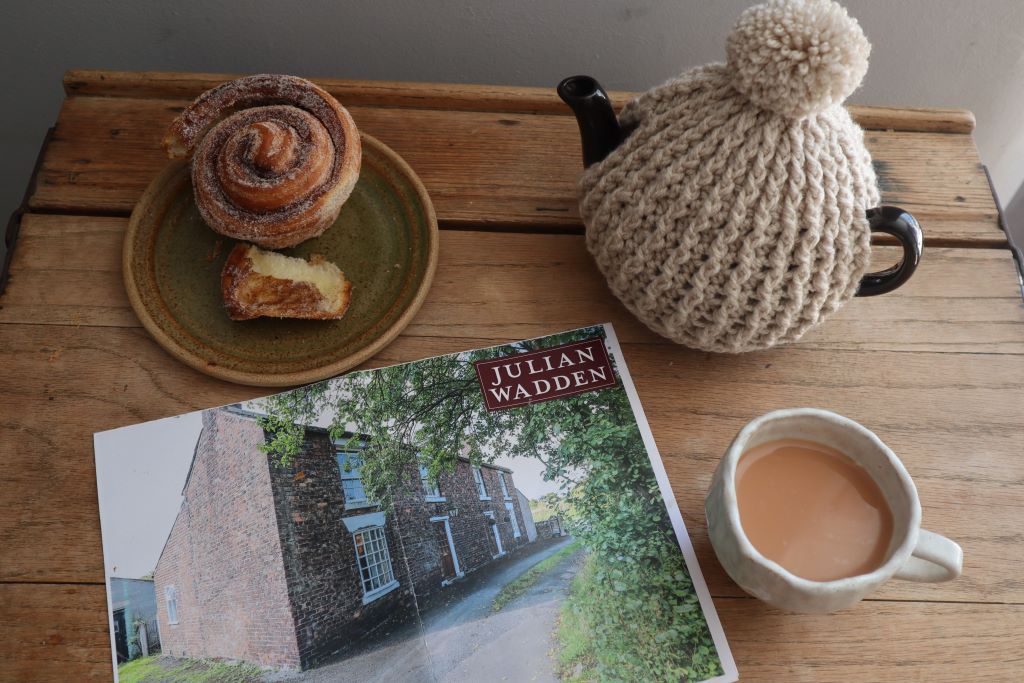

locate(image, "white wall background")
[[4, 0, 1024, 223]]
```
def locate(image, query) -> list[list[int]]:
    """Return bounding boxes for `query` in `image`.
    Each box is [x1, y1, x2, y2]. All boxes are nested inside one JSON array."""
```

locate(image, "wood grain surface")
[[62, 69, 978, 134], [1, 69, 1021, 682], [2, 216, 1021, 353], [3, 327, 1023, 603], [3, 583, 1020, 683], [29, 95, 1002, 242]]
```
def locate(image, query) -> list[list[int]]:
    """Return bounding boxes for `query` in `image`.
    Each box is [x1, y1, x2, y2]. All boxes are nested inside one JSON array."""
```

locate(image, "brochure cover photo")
[[94, 324, 737, 683]]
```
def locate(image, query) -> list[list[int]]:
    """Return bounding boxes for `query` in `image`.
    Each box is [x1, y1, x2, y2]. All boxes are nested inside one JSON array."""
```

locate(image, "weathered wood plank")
[[2, 216, 1020, 353], [2, 68, 1017, 682], [865, 131, 996, 222], [889, 218, 1006, 248], [1, 326, 1022, 605], [62, 69, 978, 134], [2, 583, 1021, 683], [27, 96, 1001, 239], [717, 598, 1024, 681], [0, 584, 112, 683]]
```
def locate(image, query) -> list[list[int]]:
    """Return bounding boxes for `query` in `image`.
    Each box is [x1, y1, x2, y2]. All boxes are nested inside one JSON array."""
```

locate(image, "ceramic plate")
[[124, 133, 438, 386]]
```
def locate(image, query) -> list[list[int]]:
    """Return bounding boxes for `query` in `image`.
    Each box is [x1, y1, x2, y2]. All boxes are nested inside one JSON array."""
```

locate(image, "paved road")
[[423, 538, 583, 682], [274, 536, 582, 683]]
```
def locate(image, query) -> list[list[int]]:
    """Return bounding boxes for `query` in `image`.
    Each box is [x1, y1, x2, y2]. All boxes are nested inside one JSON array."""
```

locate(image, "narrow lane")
[[276, 536, 580, 682], [427, 544, 585, 682]]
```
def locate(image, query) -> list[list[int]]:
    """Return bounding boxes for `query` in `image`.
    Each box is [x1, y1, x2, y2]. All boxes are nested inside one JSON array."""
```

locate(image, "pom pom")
[[726, 0, 870, 118]]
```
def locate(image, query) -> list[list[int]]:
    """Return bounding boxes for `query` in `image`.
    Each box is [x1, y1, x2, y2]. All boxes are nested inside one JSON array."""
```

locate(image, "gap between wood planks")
[[4, 235, 1024, 355], [9, 207, 1012, 249], [3, 322, 1024, 358]]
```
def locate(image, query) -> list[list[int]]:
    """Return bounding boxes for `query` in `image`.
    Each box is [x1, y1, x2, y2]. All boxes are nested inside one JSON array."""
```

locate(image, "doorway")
[[430, 516, 462, 584], [484, 512, 504, 557], [113, 608, 129, 663], [505, 502, 521, 539]]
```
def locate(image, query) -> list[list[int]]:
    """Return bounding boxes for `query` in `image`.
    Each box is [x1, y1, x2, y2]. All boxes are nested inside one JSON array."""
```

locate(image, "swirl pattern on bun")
[[165, 74, 361, 248]]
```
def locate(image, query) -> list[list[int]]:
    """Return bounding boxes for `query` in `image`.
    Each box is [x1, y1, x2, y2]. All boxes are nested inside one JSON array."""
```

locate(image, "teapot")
[[556, 0, 922, 353]]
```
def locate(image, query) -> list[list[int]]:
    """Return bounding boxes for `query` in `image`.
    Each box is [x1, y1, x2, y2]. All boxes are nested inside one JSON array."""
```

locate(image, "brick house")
[[154, 406, 531, 671]]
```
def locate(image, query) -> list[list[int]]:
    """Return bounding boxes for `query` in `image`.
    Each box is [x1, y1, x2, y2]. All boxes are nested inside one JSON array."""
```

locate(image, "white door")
[[487, 515, 504, 556], [505, 502, 521, 538], [493, 523, 504, 554]]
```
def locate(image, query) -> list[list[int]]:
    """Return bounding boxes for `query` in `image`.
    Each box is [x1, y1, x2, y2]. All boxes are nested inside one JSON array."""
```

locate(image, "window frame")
[[420, 464, 445, 502], [352, 525, 400, 604], [336, 448, 374, 510], [498, 472, 511, 500], [472, 466, 490, 500], [164, 585, 179, 625]]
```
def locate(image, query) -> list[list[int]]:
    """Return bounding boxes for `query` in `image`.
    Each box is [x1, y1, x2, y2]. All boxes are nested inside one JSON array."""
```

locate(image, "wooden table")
[[2, 70, 1023, 682]]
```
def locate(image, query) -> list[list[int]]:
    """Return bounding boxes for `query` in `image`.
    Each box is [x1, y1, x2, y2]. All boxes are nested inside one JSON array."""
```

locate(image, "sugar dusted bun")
[[165, 74, 361, 249], [221, 242, 353, 321]]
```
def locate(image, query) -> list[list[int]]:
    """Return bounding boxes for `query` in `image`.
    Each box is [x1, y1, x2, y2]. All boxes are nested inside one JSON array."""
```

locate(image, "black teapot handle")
[[856, 206, 923, 297]]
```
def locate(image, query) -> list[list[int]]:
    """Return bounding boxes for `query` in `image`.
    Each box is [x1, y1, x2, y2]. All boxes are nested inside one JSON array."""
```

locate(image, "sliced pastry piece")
[[221, 242, 352, 320]]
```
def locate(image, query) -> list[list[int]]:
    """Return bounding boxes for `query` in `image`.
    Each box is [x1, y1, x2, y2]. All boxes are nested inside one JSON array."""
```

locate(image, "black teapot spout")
[[557, 75, 625, 167]]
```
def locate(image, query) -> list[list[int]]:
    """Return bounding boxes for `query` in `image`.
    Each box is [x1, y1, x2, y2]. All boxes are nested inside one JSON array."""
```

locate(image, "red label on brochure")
[[474, 337, 616, 411]]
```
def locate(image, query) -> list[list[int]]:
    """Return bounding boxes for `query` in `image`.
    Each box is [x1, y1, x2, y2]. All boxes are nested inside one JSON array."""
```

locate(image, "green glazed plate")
[[124, 133, 438, 387]]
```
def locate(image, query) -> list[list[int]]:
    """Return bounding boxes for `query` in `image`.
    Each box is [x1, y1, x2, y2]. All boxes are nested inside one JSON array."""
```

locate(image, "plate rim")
[[123, 132, 439, 387]]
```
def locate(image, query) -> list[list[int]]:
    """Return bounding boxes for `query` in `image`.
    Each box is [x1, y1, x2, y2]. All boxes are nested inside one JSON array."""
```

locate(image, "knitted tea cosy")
[[579, 0, 880, 353]]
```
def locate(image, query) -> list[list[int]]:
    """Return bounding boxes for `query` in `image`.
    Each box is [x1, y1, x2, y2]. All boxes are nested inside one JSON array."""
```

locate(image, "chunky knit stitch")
[[579, 0, 880, 353]]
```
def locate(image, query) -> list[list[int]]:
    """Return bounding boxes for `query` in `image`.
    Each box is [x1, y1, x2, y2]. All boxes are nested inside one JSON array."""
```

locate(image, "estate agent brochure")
[[95, 323, 737, 682]]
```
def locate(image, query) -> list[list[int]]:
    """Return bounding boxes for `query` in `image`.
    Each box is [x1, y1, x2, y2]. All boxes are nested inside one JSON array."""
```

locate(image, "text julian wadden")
[[474, 338, 617, 411]]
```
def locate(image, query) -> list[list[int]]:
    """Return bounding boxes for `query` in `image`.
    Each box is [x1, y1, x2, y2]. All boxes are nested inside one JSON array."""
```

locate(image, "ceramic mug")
[[705, 408, 963, 613]]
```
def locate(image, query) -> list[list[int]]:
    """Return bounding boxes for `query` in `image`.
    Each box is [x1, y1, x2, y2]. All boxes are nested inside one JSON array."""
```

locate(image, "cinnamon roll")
[[165, 74, 361, 248]]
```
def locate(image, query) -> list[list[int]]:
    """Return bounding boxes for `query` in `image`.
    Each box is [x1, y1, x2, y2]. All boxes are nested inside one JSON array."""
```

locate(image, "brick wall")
[[154, 511, 199, 658], [376, 464, 453, 604], [472, 464, 530, 559], [266, 429, 417, 669], [264, 439, 535, 663], [153, 408, 537, 672], [390, 460, 492, 603], [536, 516, 565, 539], [485, 466, 530, 553], [394, 460, 531, 609], [154, 409, 301, 669]]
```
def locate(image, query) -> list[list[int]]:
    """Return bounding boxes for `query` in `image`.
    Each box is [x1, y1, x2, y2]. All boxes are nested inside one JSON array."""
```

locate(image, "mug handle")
[[856, 206, 923, 297], [893, 529, 963, 583]]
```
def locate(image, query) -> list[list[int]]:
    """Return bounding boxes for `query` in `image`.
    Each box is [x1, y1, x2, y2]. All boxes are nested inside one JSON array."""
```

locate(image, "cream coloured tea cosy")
[[578, 0, 881, 353]]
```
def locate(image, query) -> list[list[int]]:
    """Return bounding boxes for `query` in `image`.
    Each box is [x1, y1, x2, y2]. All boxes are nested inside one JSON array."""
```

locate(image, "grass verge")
[[556, 556, 599, 682], [491, 539, 581, 612], [118, 655, 264, 683]]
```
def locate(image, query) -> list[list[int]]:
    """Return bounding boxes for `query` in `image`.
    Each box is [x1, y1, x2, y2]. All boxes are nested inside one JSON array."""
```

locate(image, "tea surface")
[[736, 439, 894, 582]]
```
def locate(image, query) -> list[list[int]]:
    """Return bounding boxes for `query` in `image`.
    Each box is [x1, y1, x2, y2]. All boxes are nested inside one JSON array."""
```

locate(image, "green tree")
[[256, 326, 630, 507], [540, 492, 561, 507]]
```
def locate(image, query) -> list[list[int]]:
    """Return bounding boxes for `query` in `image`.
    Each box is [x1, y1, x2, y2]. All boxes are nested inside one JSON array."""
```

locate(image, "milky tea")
[[735, 439, 894, 582]]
